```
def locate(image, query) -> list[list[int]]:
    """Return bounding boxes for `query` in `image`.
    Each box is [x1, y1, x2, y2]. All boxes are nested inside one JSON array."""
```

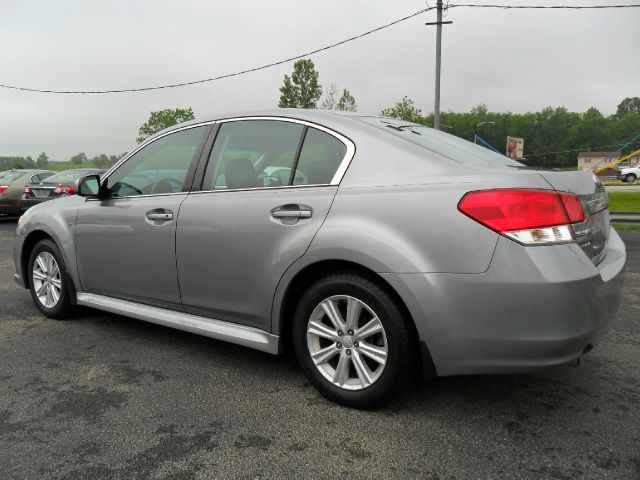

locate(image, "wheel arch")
[[21, 230, 56, 289], [274, 258, 437, 378], [20, 229, 78, 305]]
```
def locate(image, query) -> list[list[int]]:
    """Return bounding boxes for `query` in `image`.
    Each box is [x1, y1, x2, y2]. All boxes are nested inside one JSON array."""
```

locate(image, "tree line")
[[1, 152, 125, 171], [379, 96, 640, 167]]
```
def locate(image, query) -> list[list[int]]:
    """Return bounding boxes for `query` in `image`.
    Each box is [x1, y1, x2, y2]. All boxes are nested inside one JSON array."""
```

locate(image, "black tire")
[[292, 272, 416, 409], [28, 239, 74, 319], [625, 174, 637, 183]]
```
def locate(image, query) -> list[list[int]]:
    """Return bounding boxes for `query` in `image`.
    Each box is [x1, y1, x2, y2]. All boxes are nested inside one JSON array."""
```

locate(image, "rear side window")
[[358, 117, 523, 168], [202, 120, 304, 190], [294, 128, 347, 185]]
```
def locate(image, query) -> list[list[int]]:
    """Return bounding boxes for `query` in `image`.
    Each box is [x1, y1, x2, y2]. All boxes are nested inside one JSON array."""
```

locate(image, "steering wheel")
[[259, 171, 284, 187]]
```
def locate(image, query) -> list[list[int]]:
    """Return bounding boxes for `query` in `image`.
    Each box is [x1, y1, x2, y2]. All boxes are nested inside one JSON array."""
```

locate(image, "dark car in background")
[[21, 169, 106, 214], [0, 169, 54, 216]]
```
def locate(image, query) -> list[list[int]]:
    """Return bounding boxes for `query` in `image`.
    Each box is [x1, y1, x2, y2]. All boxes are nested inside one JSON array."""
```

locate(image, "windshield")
[[358, 117, 524, 168], [44, 170, 99, 184], [0, 171, 26, 183]]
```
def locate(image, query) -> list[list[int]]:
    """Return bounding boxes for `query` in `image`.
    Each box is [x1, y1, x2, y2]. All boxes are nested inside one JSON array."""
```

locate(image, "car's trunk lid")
[[537, 169, 609, 264]]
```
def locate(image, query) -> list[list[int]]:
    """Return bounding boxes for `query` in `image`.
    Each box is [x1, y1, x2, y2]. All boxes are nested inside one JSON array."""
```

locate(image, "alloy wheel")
[[306, 295, 388, 391], [32, 252, 62, 309]]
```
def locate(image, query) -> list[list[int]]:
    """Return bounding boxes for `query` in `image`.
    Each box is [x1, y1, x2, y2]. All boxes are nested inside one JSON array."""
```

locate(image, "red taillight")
[[559, 193, 586, 223], [0, 185, 8, 194], [458, 189, 585, 245], [53, 186, 75, 195], [23, 186, 32, 195]]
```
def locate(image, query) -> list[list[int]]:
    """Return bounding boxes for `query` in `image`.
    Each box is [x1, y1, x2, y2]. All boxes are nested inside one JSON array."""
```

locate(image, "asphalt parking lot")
[[1, 218, 638, 480]]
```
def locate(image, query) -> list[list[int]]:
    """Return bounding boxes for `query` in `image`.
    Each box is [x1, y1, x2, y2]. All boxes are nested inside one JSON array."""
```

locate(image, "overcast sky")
[[1, 0, 638, 161]]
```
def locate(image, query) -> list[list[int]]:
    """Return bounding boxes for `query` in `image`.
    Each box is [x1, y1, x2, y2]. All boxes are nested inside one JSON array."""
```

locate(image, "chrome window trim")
[[100, 116, 355, 199], [85, 191, 188, 202], [203, 116, 356, 189], [188, 183, 337, 196]]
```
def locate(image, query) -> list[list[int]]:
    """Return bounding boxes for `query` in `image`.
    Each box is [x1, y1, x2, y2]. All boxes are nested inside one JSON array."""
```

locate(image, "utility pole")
[[434, 0, 443, 130], [426, 2, 451, 130]]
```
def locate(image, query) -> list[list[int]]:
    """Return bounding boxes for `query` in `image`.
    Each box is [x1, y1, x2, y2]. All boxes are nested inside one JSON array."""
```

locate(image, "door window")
[[293, 128, 347, 185], [105, 126, 206, 197], [202, 120, 305, 190]]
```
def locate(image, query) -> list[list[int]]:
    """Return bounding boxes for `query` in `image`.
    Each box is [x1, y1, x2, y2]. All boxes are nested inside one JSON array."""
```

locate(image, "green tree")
[[278, 59, 322, 109], [380, 96, 422, 123], [11, 162, 24, 169], [615, 97, 640, 119], [92, 154, 110, 168], [321, 83, 338, 110], [471, 104, 489, 116], [337, 89, 357, 112], [136, 107, 195, 144], [70, 152, 87, 165], [36, 152, 49, 168]]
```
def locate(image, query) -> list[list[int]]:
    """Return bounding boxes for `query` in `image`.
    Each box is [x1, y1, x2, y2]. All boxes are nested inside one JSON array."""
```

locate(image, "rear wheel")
[[293, 272, 415, 409], [625, 173, 637, 183], [28, 239, 74, 319]]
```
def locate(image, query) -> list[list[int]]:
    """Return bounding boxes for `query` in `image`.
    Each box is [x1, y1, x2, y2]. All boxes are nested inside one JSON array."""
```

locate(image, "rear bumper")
[[383, 228, 626, 376]]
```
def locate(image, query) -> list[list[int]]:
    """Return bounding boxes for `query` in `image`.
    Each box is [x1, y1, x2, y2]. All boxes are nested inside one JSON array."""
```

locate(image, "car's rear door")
[[176, 118, 354, 331], [75, 124, 211, 310]]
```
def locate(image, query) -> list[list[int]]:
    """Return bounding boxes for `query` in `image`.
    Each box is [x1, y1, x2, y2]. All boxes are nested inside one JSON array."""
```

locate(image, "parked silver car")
[[13, 110, 626, 408]]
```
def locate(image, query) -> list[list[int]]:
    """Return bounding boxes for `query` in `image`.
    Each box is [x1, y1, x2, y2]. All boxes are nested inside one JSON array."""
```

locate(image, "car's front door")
[[176, 119, 353, 331], [75, 124, 210, 309]]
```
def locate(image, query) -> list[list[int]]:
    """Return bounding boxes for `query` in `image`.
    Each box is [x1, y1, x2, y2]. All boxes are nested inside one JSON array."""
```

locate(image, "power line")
[[0, 7, 435, 95], [1, 3, 638, 95], [449, 3, 640, 9]]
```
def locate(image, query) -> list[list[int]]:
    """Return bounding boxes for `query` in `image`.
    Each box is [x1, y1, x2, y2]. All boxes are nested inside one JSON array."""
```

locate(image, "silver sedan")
[[13, 110, 626, 408]]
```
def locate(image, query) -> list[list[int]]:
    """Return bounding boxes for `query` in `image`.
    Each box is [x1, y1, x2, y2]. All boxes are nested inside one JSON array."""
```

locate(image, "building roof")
[[578, 151, 620, 158]]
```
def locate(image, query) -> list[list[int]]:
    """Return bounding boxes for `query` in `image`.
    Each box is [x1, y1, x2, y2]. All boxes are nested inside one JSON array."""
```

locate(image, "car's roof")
[[146, 109, 380, 143], [1, 169, 53, 173], [50, 168, 105, 172]]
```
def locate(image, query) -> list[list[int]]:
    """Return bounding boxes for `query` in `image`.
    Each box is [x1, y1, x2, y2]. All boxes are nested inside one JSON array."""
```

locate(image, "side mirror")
[[75, 174, 102, 197]]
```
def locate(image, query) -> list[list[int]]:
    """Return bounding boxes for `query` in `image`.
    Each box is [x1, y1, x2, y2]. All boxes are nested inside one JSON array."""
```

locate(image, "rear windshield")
[[44, 170, 99, 184], [0, 171, 26, 183], [358, 117, 524, 168]]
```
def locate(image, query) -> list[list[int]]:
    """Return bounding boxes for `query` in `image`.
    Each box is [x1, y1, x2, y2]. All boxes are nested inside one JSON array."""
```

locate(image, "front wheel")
[[293, 273, 415, 409], [28, 239, 74, 319], [625, 173, 637, 183]]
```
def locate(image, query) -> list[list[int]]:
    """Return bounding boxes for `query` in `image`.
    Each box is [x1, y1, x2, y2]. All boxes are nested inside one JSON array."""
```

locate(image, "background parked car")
[[0, 169, 54, 216], [618, 164, 639, 183], [21, 168, 106, 214]]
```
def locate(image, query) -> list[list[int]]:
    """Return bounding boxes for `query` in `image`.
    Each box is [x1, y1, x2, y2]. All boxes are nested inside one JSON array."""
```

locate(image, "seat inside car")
[[306, 160, 335, 184], [225, 158, 261, 189]]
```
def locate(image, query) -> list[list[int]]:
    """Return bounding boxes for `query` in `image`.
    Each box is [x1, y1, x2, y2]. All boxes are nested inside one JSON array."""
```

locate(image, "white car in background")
[[619, 165, 639, 183]]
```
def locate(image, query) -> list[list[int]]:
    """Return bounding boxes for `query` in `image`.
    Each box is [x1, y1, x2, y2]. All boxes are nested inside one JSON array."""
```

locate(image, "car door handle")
[[271, 205, 313, 220], [271, 210, 311, 219], [146, 210, 173, 221]]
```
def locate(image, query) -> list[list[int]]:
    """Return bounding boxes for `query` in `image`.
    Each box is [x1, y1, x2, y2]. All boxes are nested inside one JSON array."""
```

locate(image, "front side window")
[[202, 120, 304, 191], [105, 126, 206, 197]]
